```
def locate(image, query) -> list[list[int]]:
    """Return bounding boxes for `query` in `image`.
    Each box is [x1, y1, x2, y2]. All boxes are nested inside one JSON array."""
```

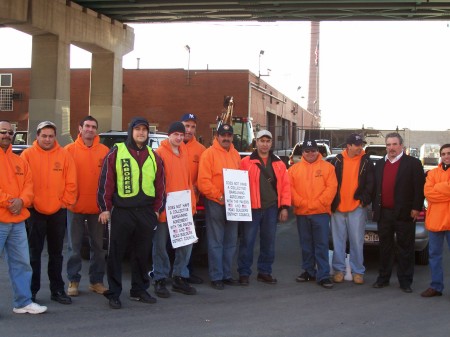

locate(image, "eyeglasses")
[[0, 130, 14, 136], [303, 149, 318, 153]]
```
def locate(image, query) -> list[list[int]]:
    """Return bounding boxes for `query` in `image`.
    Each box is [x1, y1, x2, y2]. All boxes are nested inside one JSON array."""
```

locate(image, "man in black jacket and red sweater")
[[372, 132, 425, 293]]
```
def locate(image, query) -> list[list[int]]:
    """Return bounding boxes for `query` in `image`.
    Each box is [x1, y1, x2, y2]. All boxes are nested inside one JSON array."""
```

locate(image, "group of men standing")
[[2, 113, 449, 315]]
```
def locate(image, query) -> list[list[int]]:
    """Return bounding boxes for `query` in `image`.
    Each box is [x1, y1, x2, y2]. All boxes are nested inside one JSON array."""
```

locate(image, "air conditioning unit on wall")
[[0, 73, 12, 87]]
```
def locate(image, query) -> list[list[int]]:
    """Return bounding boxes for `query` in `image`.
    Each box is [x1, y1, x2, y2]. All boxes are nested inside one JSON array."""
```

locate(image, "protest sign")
[[166, 190, 198, 248], [223, 168, 252, 221]]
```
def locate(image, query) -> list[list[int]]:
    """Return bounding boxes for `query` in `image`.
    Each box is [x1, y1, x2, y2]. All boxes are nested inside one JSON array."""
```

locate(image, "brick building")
[[1, 68, 318, 148]]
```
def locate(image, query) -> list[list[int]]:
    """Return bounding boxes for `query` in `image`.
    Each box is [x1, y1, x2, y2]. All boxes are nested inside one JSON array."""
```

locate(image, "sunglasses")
[[0, 130, 14, 136], [303, 149, 318, 153]]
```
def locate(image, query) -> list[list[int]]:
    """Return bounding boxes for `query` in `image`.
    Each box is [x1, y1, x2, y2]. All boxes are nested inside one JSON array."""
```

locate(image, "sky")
[[1, 21, 450, 131]]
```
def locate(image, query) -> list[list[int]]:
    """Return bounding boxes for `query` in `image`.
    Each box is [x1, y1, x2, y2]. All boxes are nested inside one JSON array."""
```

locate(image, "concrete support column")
[[29, 33, 73, 145], [90, 52, 123, 132]]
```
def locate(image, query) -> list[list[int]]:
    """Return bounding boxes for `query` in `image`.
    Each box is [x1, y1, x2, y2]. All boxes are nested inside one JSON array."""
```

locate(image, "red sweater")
[[381, 160, 400, 209]]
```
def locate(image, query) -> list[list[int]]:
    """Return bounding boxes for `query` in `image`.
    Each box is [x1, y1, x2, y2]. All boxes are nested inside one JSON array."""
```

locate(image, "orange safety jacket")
[[288, 154, 337, 216], [240, 151, 291, 209], [65, 134, 109, 214], [424, 163, 450, 232], [0, 144, 33, 223], [156, 139, 196, 222], [198, 138, 241, 205], [21, 140, 77, 215]]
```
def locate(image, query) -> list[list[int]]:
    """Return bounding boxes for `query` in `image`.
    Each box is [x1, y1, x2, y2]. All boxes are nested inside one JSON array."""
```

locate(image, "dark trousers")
[[27, 208, 67, 294], [107, 207, 156, 298], [377, 208, 416, 287]]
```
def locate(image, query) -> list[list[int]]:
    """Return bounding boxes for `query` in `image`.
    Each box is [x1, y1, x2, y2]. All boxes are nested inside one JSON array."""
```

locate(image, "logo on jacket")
[[54, 162, 62, 172], [315, 169, 323, 177], [15, 165, 24, 176]]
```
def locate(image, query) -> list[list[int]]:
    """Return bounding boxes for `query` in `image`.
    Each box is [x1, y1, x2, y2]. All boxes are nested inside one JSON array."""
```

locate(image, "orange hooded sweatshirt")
[[424, 163, 450, 232], [288, 154, 337, 215], [198, 138, 241, 204], [0, 144, 33, 223], [337, 149, 363, 212], [156, 139, 196, 222], [184, 136, 206, 202], [21, 140, 77, 215], [65, 134, 109, 214]]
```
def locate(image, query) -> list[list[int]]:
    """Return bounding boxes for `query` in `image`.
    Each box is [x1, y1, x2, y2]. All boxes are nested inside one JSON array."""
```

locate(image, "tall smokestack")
[[308, 21, 320, 124]]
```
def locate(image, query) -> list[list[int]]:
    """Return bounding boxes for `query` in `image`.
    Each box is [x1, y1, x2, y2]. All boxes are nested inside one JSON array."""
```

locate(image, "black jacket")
[[372, 154, 425, 222], [330, 152, 374, 212]]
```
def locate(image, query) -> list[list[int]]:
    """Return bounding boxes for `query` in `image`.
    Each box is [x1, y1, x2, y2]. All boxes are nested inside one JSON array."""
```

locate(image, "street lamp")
[[185, 45, 191, 85], [297, 85, 305, 141], [258, 50, 270, 80]]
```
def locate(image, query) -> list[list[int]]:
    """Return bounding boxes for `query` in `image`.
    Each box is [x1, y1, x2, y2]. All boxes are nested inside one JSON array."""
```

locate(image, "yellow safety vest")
[[115, 143, 157, 197]]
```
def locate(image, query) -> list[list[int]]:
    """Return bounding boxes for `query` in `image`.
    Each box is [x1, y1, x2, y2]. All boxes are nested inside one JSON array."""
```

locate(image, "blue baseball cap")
[[181, 113, 197, 122]]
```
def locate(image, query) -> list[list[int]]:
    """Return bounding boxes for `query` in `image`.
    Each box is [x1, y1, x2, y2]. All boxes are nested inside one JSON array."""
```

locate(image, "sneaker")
[[318, 278, 334, 289], [332, 272, 344, 283], [154, 279, 171, 298], [109, 297, 122, 309], [67, 281, 79, 296], [13, 302, 47, 314], [130, 290, 157, 304], [296, 271, 316, 282], [172, 276, 197, 295], [51, 290, 72, 304], [89, 283, 108, 294], [210, 280, 224, 290], [353, 273, 364, 285]]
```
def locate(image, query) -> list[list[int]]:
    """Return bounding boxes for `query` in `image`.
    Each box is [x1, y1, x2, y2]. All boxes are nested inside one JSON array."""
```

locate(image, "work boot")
[[67, 281, 79, 296], [89, 283, 108, 294], [154, 279, 170, 298], [172, 276, 197, 295]]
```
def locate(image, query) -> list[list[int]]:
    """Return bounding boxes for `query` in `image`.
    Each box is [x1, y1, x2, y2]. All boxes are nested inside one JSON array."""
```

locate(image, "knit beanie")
[[168, 121, 185, 135]]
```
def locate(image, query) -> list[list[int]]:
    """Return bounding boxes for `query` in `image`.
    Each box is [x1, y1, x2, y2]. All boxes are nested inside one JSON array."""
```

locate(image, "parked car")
[[288, 141, 331, 166], [363, 144, 386, 157], [99, 130, 168, 149], [326, 154, 429, 265], [81, 130, 207, 264]]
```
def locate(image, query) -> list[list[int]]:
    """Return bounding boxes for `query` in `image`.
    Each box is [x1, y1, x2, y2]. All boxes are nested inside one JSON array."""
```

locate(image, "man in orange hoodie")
[[288, 139, 337, 289], [198, 123, 241, 290], [0, 120, 47, 315], [21, 121, 77, 305], [180, 113, 206, 285], [329, 133, 374, 285], [152, 122, 197, 298], [420, 144, 450, 297], [65, 116, 109, 297]]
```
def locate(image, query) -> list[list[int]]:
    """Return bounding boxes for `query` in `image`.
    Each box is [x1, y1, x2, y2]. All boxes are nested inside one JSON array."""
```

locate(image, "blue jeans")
[[428, 230, 450, 292], [0, 221, 33, 308], [205, 199, 238, 281], [152, 222, 193, 280], [296, 213, 331, 282], [66, 211, 106, 284], [331, 206, 366, 275], [238, 205, 278, 276]]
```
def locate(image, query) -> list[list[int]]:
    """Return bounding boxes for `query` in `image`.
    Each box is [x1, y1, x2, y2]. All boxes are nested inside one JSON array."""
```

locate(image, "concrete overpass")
[[2, 0, 450, 143]]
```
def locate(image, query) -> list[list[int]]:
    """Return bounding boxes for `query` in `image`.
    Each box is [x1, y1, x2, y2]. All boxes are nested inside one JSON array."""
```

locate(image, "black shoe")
[[296, 271, 316, 282], [239, 275, 250, 286], [211, 280, 224, 290], [154, 279, 170, 298], [109, 297, 122, 309], [372, 281, 390, 289], [51, 290, 72, 304], [257, 273, 278, 284], [400, 285, 413, 293], [187, 274, 204, 285], [318, 278, 334, 289], [130, 290, 157, 304], [172, 276, 197, 295], [222, 278, 240, 286]]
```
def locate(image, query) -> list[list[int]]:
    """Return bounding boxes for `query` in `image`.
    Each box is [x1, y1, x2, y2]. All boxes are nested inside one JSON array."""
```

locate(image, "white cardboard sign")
[[166, 190, 198, 248], [223, 168, 252, 222]]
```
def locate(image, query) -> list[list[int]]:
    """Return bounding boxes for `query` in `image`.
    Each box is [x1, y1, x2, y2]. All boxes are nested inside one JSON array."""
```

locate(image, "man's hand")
[[411, 209, 420, 221], [99, 211, 111, 224], [279, 208, 288, 222], [8, 198, 23, 215]]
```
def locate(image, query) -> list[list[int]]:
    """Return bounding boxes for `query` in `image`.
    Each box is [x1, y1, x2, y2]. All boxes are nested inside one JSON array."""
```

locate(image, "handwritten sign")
[[166, 190, 198, 248], [223, 169, 252, 221]]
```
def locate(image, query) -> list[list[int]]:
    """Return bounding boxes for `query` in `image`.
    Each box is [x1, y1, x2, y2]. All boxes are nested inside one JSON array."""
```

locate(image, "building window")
[[0, 73, 12, 87], [0, 88, 13, 111]]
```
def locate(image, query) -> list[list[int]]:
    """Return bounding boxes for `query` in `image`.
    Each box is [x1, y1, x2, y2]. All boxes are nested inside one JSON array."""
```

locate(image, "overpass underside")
[[2, 0, 450, 143]]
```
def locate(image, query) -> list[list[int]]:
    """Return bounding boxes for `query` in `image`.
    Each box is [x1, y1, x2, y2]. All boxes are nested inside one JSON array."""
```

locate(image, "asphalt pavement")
[[1, 216, 449, 337]]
